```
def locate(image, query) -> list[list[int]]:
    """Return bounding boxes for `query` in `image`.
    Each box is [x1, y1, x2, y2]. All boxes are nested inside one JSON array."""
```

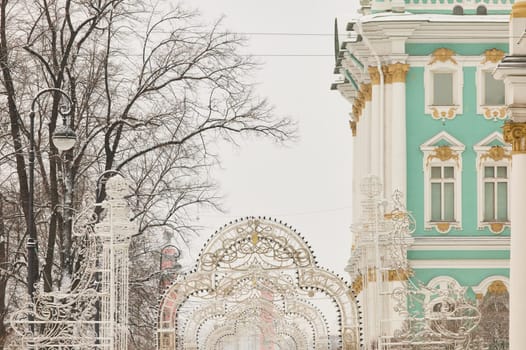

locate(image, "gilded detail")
[[511, 1, 526, 18], [361, 83, 372, 101], [352, 275, 363, 294], [251, 231, 259, 245], [382, 65, 393, 84], [482, 48, 505, 64], [480, 146, 511, 162], [503, 121, 526, 154], [431, 107, 457, 120], [386, 268, 412, 281], [487, 280, 508, 295], [368, 267, 376, 282], [429, 48, 457, 65], [489, 222, 505, 234], [483, 107, 507, 121], [435, 222, 451, 233], [368, 66, 380, 85], [349, 120, 357, 137], [427, 145, 459, 165], [388, 62, 410, 83]]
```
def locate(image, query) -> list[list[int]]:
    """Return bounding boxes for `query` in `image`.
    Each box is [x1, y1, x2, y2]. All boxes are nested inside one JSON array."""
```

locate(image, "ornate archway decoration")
[[158, 217, 360, 349], [182, 297, 329, 349]]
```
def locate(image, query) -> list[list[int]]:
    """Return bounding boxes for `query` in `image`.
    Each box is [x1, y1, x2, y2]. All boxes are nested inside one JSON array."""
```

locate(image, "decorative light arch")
[[157, 217, 360, 349]]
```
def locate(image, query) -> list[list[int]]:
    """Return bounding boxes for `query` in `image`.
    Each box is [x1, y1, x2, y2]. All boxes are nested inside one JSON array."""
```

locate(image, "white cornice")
[[410, 259, 509, 269], [410, 236, 510, 250], [407, 56, 484, 66]]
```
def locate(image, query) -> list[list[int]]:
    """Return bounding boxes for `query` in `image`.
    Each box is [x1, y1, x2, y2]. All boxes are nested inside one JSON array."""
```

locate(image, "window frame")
[[424, 49, 463, 120], [476, 50, 506, 120], [421, 131, 465, 233], [474, 132, 511, 234]]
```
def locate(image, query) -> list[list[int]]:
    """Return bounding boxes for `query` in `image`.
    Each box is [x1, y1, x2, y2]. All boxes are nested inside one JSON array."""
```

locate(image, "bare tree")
[[0, 0, 294, 347]]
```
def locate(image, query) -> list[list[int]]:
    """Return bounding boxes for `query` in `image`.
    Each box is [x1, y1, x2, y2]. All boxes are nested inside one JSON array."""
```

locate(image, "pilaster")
[[368, 66, 382, 178], [388, 63, 409, 203], [494, 3, 526, 347]]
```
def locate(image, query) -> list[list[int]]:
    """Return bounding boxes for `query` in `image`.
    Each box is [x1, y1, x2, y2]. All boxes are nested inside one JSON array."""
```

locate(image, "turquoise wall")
[[405, 43, 510, 237], [412, 268, 509, 286]]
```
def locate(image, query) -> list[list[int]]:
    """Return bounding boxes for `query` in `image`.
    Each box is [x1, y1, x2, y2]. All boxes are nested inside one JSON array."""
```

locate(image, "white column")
[[389, 63, 409, 204], [510, 151, 526, 350], [382, 67, 393, 196], [494, 2, 526, 348], [352, 87, 372, 222], [368, 66, 382, 178]]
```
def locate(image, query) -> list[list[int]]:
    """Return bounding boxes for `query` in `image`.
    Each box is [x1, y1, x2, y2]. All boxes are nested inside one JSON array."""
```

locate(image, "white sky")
[[182, 1, 359, 279]]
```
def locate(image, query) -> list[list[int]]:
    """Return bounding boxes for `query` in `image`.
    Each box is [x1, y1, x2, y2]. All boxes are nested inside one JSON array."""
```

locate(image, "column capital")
[[368, 66, 380, 85], [387, 62, 410, 83], [382, 65, 393, 84], [360, 83, 372, 101], [503, 121, 526, 153], [512, 1, 526, 18]]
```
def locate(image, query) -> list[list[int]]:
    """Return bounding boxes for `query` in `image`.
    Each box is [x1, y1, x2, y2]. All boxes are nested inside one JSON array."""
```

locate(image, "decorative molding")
[[410, 259, 510, 269], [472, 276, 510, 297], [503, 122, 526, 154], [382, 65, 393, 84], [352, 275, 363, 294], [429, 48, 457, 65], [386, 268, 412, 281], [511, 1, 526, 18], [426, 145, 459, 166], [480, 145, 511, 162], [430, 106, 458, 121], [361, 83, 372, 101], [482, 107, 507, 121], [368, 267, 377, 282], [435, 223, 451, 234], [489, 223, 506, 234], [482, 48, 505, 64], [388, 62, 410, 83], [349, 120, 357, 137], [368, 66, 380, 85], [488, 280, 508, 295], [352, 104, 361, 121]]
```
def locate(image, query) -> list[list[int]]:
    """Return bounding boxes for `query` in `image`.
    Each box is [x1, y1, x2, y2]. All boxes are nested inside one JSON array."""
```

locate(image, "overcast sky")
[[181, 1, 358, 279]]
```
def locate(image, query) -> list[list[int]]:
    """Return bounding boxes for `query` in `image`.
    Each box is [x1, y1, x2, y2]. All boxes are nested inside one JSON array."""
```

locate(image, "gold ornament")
[[429, 48, 457, 65]]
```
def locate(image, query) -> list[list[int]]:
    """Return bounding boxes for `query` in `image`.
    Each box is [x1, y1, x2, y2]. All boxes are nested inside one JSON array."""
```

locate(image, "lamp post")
[[27, 88, 77, 299]]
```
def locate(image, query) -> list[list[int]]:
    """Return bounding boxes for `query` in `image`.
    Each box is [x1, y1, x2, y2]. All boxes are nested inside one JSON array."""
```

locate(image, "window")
[[424, 48, 463, 120], [421, 131, 464, 233], [474, 132, 511, 233], [477, 49, 506, 119], [476, 5, 487, 15], [431, 166, 455, 221], [433, 73, 453, 106], [483, 165, 508, 222], [453, 5, 464, 15], [483, 71, 505, 106]]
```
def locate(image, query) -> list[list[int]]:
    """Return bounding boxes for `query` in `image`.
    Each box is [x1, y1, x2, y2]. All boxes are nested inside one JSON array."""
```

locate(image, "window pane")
[[431, 183, 442, 221], [497, 166, 507, 178], [444, 166, 454, 178], [484, 71, 505, 105], [497, 182, 508, 221], [484, 182, 495, 221], [484, 166, 495, 178], [444, 183, 455, 221], [431, 167, 442, 179], [433, 73, 453, 106]]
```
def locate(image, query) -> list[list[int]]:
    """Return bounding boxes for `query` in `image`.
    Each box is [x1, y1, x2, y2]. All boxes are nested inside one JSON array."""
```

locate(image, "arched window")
[[453, 5, 464, 15], [476, 5, 487, 15]]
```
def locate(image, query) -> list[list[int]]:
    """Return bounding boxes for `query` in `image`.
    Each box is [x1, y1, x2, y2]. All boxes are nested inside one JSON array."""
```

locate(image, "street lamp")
[[27, 88, 77, 299]]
